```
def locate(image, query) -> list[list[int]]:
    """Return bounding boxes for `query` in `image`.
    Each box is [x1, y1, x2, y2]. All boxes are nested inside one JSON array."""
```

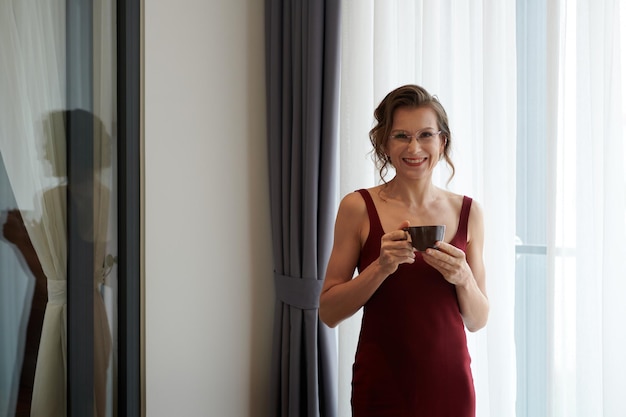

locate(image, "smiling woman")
[[337, 1, 518, 416], [320, 84, 489, 416]]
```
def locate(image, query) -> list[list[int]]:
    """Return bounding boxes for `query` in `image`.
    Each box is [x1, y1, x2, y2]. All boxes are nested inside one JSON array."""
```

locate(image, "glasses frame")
[[388, 130, 443, 145]]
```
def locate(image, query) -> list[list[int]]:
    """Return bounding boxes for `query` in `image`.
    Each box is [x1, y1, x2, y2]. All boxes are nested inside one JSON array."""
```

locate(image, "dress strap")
[[356, 189, 384, 236], [457, 196, 473, 243]]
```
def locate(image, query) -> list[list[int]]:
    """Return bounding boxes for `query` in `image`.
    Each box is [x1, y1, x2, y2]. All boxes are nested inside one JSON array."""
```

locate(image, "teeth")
[[405, 158, 426, 163]]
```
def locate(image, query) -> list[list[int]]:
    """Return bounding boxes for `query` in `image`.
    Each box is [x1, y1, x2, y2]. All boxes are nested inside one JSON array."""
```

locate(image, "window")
[[515, 1, 626, 416], [0, 1, 141, 415], [339, 1, 626, 416], [515, 0, 548, 414]]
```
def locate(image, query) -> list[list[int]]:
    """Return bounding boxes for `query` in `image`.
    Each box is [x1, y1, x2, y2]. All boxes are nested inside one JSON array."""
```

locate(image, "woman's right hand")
[[378, 220, 416, 275]]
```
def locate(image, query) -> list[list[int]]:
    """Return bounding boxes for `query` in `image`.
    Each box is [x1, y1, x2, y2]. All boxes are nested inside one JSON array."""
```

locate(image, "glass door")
[[0, 1, 119, 416]]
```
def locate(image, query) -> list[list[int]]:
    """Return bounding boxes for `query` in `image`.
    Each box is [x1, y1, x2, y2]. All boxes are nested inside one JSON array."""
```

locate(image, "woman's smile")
[[402, 156, 428, 167]]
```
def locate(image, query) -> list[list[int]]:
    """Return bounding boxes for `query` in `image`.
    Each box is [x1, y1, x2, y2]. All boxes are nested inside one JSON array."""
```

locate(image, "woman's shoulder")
[[438, 188, 465, 207], [339, 186, 388, 221], [341, 185, 387, 209], [339, 189, 368, 212], [438, 190, 484, 227], [444, 190, 484, 233], [439, 189, 481, 208], [343, 184, 382, 198], [334, 190, 371, 242], [437, 189, 484, 241]]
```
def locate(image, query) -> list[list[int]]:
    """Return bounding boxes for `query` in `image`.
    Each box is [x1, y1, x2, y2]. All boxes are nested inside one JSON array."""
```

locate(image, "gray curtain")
[[265, 1, 340, 416]]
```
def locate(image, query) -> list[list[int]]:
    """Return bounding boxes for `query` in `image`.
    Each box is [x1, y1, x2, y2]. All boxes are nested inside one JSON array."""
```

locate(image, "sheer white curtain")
[[0, 2, 68, 415], [338, 1, 517, 416], [547, 0, 626, 416]]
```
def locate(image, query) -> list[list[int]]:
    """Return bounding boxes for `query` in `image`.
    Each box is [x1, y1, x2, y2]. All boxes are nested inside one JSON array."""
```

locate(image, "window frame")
[[65, 0, 142, 415], [116, 0, 142, 415]]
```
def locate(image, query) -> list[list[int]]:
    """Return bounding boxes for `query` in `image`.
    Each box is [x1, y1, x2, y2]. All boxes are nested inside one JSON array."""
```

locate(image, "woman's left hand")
[[422, 241, 473, 287]]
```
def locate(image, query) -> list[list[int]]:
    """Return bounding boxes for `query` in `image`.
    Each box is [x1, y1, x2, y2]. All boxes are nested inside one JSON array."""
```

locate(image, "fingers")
[[397, 220, 411, 230], [422, 242, 470, 285], [390, 220, 413, 246], [424, 243, 460, 267], [381, 233, 415, 259], [379, 228, 416, 273], [431, 240, 463, 256]]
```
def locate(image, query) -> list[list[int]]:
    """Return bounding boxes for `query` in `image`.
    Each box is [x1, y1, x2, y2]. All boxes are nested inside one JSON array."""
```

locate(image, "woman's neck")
[[380, 177, 440, 208]]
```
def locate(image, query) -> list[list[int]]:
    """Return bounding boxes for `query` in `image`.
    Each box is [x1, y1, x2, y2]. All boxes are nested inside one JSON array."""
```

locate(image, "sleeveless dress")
[[351, 189, 475, 417]]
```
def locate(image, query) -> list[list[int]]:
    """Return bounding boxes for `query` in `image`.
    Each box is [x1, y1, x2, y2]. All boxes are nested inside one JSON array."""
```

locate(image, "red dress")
[[351, 189, 475, 417]]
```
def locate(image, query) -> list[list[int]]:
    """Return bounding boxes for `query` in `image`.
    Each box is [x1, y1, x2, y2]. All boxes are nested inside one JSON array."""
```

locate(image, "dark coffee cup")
[[403, 225, 446, 251]]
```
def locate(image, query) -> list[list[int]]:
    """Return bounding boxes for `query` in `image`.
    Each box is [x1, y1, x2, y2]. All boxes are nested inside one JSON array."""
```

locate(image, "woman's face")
[[385, 106, 445, 181]]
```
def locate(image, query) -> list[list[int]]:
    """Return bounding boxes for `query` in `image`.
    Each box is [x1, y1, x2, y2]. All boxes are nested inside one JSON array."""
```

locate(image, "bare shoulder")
[[335, 190, 370, 243], [337, 190, 368, 219], [438, 188, 465, 211], [442, 190, 484, 218]]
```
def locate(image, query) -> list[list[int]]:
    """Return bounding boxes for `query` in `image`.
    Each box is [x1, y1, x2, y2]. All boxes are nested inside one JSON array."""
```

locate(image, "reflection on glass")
[[2, 113, 116, 417], [0, 2, 117, 416]]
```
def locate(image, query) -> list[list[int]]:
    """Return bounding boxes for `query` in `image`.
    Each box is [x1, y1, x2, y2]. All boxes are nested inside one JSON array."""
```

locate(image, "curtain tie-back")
[[274, 272, 323, 310], [47, 279, 67, 305]]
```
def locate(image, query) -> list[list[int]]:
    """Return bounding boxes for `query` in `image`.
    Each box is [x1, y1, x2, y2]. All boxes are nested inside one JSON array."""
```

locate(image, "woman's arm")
[[319, 192, 416, 328]]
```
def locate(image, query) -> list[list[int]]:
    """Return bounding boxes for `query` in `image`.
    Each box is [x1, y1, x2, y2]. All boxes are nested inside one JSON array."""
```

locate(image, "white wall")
[[144, 1, 274, 416]]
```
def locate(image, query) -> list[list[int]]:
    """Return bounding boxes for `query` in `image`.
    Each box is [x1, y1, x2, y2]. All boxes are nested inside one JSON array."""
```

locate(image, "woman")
[[319, 84, 489, 416]]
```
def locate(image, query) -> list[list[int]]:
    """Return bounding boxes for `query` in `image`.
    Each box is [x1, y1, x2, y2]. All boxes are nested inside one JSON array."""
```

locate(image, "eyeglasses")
[[389, 130, 442, 145]]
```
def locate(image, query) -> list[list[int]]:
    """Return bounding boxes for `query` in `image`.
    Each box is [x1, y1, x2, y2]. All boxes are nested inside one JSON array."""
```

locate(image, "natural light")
[[336, 1, 626, 416]]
